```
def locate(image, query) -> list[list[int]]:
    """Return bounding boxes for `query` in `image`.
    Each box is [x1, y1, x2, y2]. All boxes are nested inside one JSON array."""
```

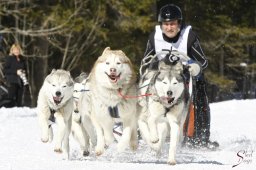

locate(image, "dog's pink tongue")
[[53, 96, 62, 105], [53, 96, 61, 101], [110, 75, 118, 83]]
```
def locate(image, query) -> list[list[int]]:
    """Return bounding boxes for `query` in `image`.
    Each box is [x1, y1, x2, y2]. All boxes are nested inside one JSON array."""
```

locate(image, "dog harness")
[[48, 108, 56, 128], [108, 106, 120, 118]]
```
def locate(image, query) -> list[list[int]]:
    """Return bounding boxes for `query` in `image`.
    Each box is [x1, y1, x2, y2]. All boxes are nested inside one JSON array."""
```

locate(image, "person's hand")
[[17, 69, 23, 76], [188, 63, 201, 76]]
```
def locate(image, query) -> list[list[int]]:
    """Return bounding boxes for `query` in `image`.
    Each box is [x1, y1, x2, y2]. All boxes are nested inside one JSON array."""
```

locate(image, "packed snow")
[[0, 99, 255, 170]]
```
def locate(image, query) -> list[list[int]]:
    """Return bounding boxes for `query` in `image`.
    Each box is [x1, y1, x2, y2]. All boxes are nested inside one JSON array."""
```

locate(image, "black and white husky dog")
[[138, 57, 199, 165]]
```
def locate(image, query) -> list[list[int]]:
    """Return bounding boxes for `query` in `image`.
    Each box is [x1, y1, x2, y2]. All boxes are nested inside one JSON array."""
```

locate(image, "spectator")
[[3, 43, 28, 107]]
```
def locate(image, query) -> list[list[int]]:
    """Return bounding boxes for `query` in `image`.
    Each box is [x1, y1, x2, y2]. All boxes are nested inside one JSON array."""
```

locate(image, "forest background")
[[0, 0, 255, 107]]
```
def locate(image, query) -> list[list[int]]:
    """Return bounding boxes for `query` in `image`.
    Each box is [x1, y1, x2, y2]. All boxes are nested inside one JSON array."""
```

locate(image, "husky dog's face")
[[102, 55, 123, 83], [94, 47, 135, 88], [46, 69, 74, 106], [154, 71, 184, 105]]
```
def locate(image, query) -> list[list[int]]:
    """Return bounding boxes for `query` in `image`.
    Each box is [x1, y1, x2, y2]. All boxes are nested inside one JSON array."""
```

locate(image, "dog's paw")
[[150, 135, 159, 144], [95, 150, 103, 156], [60, 152, 69, 160], [41, 129, 50, 143], [95, 147, 104, 156], [130, 141, 138, 151], [41, 137, 49, 143], [167, 159, 177, 165], [54, 148, 63, 153], [83, 150, 90, 157]]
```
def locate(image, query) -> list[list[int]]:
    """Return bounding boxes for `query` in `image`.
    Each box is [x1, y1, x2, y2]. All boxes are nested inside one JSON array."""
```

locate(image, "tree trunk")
[[29, 37, 49, 107]]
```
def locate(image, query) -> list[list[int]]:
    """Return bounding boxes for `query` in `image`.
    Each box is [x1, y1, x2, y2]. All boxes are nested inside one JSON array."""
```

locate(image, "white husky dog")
[[72, 73, 96, 156], [138, 59, 199, 165], [37, 69, 74, 159], [79, 47, 138, 156]]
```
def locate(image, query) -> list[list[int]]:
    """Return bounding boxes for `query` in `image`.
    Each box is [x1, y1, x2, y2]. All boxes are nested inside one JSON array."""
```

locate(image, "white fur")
[[79, 47, 138, 156], [37, 69, 74, 159], [138, 63, 190, 165], [72, 79, 96, 156]]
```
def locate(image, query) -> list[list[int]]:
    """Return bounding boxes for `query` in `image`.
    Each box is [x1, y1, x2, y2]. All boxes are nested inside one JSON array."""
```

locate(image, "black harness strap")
[[108, 106, 120, 118], [164, 107, 171, 117], [48, 108, 56, 128]]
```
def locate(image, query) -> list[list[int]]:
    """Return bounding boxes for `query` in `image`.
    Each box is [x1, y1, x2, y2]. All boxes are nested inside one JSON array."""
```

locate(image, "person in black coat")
[[3, 43, 28, 107]]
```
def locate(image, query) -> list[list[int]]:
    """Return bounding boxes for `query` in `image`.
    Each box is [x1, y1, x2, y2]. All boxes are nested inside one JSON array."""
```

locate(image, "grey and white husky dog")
[[138, 58, 198, 165], [37, 69, 74, 159]]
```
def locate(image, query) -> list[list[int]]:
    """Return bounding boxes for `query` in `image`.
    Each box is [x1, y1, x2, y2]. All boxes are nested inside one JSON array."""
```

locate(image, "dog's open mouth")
[[161, 96, 175, 104], [53, 96, 63, 105], [105, 72, 121, 83], [167, 97, 175, 104]]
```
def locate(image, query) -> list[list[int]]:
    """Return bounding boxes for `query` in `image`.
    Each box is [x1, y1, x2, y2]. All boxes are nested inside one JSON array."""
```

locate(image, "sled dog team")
[[37, 47, 200, 165]]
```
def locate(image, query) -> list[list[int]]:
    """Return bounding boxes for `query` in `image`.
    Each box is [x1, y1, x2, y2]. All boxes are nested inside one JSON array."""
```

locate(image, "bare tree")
[[0, 0, 107, 106]]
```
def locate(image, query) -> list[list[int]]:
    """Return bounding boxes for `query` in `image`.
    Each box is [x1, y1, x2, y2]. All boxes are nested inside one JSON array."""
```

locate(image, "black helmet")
[[158, 4, 182, 22]]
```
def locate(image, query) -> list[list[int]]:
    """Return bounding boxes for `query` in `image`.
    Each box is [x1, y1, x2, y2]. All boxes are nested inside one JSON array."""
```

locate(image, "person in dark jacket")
[[3, 43, 28, 107], [140, 4, 219, 149]]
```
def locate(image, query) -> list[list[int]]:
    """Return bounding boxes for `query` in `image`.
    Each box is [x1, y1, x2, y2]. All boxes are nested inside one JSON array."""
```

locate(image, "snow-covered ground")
[[0, 99, 255, 170]]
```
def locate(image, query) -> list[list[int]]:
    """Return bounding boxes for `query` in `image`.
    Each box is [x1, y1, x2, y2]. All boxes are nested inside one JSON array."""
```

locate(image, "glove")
[[188, 63, 201, 76], [17, 69, 23, 76]]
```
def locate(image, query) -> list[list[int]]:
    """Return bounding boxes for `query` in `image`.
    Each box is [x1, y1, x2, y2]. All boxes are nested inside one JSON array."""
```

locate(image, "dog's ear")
[[67, 79, 74, 87], [102, 47, 111, 55], [159, 60, 184, 74], [67, 72, 74, 86], [74, 72, 87, 83], [45, 74, 53, 84], [80, 72, 88, 79], [66, 71, 71, 76], [173, 62, 183, 74], [158, 61, 171, 71], [51, 69, 57, 74], [44, 69, 56, 84], [74, 77, 79, 83]]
